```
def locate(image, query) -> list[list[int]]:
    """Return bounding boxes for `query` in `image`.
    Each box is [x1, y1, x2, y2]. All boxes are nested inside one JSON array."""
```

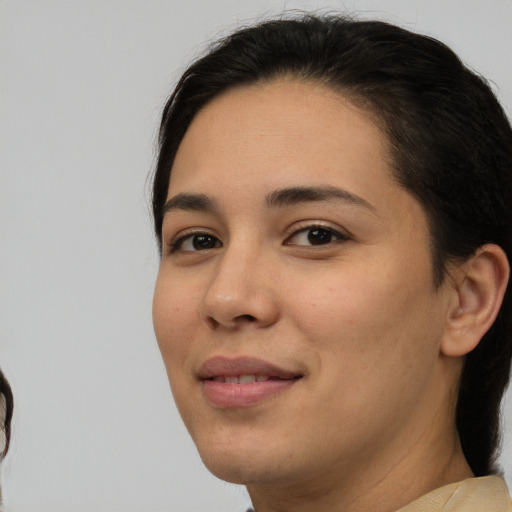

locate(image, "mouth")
[[198, 356, 303, 408], [208, 374, 292, 383]]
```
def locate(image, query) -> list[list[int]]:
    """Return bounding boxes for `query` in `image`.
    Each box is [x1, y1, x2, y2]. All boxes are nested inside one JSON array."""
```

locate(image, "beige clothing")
[[398, 476, 512, 512], [245, 476, 512, 512]]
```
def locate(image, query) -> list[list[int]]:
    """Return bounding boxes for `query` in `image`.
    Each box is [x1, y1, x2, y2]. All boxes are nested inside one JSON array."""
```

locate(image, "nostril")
[[236, 314, 257, 322], [206, 316, 220, 329], [205, 313, 256, 329]]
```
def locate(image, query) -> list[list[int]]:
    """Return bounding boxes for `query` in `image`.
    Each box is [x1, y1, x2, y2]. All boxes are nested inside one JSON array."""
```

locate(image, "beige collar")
[[245, 476, 512, 512], [397, 476, 512, 512]]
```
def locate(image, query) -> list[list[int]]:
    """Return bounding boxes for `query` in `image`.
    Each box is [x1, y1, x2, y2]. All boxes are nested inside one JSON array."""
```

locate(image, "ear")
[[441, 244, 510, 357]]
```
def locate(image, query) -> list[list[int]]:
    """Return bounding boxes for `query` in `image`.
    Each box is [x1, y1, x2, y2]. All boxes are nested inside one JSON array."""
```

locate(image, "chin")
[[199, 447, 266, 484], [203, 459, 255, 484], [193, 431, 291, 485]]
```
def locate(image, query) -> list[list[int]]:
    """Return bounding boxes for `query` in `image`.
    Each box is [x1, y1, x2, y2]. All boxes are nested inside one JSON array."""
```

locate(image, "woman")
[[151, 15, 512, 511]]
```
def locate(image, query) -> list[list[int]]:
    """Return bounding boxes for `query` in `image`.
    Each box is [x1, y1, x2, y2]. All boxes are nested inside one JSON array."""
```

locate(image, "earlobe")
[[441, 244, 510, 357]]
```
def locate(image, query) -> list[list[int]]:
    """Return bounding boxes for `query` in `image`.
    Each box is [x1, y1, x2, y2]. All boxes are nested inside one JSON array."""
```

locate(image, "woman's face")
[[153, 80, 457, 489]]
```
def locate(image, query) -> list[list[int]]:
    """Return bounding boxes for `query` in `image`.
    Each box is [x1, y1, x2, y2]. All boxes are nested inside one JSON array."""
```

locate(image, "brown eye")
[[286, 225, 348, 247], [192, 234, 220, 250], [171, 233, 222, 253], [307, 228, 335, 245]]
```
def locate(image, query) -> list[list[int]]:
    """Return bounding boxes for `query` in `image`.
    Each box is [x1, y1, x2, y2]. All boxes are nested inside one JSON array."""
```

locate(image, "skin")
[[153, 79, 477, 512]]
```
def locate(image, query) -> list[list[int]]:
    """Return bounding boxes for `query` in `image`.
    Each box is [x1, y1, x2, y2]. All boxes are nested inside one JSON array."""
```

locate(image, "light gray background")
[[1, 1, 512, 511]]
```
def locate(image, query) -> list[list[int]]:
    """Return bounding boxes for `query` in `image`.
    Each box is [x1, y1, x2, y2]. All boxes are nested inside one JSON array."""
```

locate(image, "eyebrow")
[[162, 185, 375, 218], [162, 193, 218, 216], [264, 186, 375, 211]]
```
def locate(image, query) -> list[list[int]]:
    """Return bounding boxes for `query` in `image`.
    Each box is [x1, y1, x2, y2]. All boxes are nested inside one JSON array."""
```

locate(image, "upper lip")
[[197, 356, 302, 380]]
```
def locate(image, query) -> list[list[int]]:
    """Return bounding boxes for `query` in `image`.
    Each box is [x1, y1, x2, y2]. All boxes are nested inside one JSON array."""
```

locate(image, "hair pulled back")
[[152, 14, 512, 475]]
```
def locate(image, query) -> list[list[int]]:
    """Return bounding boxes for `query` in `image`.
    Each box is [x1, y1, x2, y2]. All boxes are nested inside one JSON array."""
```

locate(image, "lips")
[[198, 356, 302, 408]]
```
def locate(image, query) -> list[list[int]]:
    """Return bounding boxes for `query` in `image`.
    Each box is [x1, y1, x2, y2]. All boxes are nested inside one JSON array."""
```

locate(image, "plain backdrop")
[[1, 1, 512, 511]]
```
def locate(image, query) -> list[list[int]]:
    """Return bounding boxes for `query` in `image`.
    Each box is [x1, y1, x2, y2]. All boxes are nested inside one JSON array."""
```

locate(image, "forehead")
[[168, 79, 403, 214]]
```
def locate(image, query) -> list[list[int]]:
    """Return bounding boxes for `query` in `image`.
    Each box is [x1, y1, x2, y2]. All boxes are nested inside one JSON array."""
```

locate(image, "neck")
[[247, 435, 472, 512]]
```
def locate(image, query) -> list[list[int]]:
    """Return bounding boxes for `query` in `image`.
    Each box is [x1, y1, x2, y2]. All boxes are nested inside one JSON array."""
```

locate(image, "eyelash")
[[166, 224, 349, 254], [168, 231, 222, 254], [284, 224, 349, 247]]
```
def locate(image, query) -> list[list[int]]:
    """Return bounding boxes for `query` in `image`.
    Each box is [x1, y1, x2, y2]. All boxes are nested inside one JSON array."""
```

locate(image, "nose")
[[199, 245, 280, 330]]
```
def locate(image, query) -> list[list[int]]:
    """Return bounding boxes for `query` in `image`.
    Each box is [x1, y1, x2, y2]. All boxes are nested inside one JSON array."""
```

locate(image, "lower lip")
[[202, 379, 298, 408]]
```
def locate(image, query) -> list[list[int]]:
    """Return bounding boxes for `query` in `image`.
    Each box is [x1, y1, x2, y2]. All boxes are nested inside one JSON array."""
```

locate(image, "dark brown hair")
[[0, 369, 13, 460], [152, 14, 512, 475]]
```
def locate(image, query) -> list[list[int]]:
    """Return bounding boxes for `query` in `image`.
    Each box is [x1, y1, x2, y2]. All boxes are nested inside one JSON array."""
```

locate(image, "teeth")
[[211, 375, 270, 384], [239, 375, 256, 383], [210, 374, 270, 384]]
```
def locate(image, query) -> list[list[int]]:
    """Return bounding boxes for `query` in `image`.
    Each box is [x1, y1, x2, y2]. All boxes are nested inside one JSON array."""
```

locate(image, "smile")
[[198, 357, 303, 408], [210, 375, 280, 383]]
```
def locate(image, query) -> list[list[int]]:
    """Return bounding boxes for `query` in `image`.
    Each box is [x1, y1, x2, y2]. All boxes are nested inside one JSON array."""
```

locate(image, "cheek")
[[152, 272, 201, 369], [287, 259, 440, 379], [286, 266, 402, 339], [285, 272, 442, 450]]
